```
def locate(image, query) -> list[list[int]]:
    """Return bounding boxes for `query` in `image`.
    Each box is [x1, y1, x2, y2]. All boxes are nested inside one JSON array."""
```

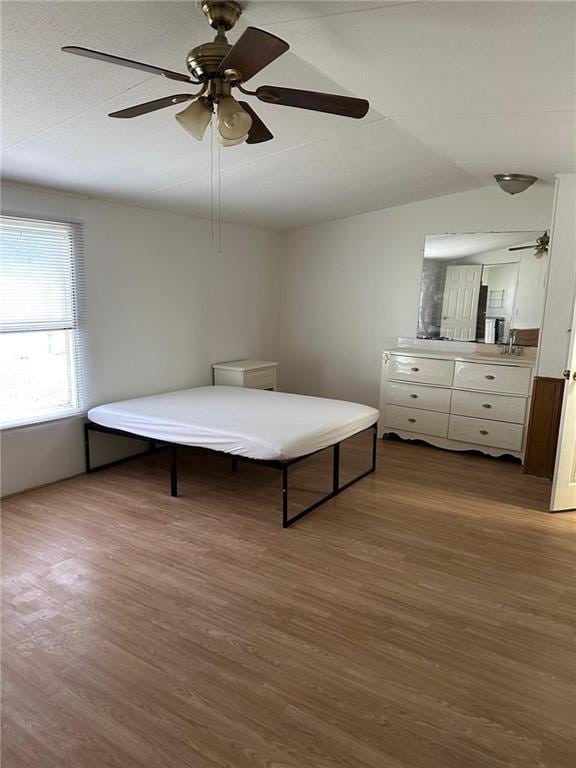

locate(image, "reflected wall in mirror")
[[417, 231, 548, 346]]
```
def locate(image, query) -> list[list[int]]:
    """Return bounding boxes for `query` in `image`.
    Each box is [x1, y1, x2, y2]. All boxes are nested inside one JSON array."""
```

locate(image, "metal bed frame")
[[84, 421, 378, 528]]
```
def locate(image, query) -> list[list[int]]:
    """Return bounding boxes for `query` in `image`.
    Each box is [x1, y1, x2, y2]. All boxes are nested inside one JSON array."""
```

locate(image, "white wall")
[[483, 262, 518, 340], [1, 183, 280, 495], [515, 252, 548, 330], [538, 175, 576, 378], [279, 185, 554, 405]]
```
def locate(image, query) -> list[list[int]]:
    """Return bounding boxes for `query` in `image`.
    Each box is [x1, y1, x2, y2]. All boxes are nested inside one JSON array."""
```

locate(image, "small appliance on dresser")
[[212, 359, 278, 391], [379, 343, 535, 459], [484, 318, 506, 345]]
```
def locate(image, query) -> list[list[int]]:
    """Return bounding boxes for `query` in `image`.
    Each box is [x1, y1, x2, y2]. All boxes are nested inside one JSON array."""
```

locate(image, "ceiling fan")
[[62, 0, 370, 147], [508, 231, 550, 258]]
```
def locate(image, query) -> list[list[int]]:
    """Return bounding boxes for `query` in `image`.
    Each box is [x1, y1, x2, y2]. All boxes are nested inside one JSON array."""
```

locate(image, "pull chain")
[[209, 109, 223, 255], [218, 138, 222, 256], [210, 120, 214, 239]]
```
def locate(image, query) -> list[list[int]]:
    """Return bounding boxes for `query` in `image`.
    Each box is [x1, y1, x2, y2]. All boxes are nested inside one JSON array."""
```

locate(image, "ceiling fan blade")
[[238, 102, 273, 144], [62, 46, 193, 83], [219, 27, 289, 82], [255, 85, 369, 119], [109, 94, 196, 118]]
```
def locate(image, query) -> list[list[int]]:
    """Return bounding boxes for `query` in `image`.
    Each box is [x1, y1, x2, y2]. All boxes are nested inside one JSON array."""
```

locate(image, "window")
[[0, 215, 86, 428]]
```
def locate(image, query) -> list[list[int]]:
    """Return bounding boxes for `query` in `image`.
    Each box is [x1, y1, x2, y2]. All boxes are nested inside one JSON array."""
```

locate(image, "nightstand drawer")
[[449, 415, 523, 451], [244, 368, 276, 390], [385, 405, 449, 437], [453, 361, 531, 395], [451, 389, 527, 424], [387, 382, 451, 413], [389, 355, 454, 386]]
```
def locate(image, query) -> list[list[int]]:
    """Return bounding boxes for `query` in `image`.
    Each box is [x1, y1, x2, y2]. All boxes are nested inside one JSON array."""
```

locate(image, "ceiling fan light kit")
[[61, 0, 370, 149], [217, 95, 252, 141], [219, 133, 249, 147], [494, 173, 538, 195], [175, 97, 213, 140]]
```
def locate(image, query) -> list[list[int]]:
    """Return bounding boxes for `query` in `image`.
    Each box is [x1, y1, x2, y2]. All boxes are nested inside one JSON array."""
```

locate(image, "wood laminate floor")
[[2, 439, 575, 768]]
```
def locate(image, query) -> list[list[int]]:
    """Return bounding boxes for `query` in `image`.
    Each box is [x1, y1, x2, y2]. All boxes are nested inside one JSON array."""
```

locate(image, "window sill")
[[1, 409, 87, 431]]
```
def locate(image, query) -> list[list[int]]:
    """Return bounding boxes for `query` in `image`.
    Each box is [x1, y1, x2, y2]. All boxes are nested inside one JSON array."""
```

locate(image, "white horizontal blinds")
[[0, 214, 87, 426]]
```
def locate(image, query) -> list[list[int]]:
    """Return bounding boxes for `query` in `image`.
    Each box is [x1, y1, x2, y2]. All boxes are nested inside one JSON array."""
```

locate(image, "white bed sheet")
[[87, 386, 379, 461]]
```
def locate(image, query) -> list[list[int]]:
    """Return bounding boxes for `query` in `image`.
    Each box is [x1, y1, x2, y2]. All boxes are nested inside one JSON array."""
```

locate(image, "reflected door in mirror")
[[440, 265, 482, 341]]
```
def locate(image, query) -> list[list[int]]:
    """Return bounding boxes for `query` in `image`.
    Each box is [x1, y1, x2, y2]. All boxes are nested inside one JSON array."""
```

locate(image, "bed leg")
[[170, 445, 178, 497], [371, 425, 378, 472], [333, 442, 341, 494], [84, 422, 92, 474], [282, 465, 289, 528]]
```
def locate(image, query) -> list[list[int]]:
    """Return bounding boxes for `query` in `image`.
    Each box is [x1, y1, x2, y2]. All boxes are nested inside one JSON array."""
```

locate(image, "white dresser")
[[379, 347, 534, 459], [212, 359, 278, 390]]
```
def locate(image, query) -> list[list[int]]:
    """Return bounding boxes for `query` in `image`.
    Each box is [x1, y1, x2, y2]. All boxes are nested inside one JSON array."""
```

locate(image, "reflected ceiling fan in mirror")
[[62, 0, 370, 147], [508, 231, 550, 258]]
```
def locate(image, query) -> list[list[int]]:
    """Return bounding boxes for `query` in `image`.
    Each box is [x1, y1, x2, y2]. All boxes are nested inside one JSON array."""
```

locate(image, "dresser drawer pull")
[[485, 374, 495, 380], [411, 367, 420, 372], [479, 429, 489, 435], [408, 418, 417, 423], [409, 393, 418, 399], [482, 403, 492, 409]]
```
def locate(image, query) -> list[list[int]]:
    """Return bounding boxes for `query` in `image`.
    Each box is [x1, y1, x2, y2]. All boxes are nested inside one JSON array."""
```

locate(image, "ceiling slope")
[[1, 1, 574, 228]]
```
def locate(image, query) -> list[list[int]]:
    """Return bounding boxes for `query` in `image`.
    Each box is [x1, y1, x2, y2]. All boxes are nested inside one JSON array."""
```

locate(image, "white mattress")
[[87, 386, 379, 461]]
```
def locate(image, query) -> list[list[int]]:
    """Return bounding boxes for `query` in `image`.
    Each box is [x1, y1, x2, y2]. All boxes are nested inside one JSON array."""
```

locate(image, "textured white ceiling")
[[1, 1, 574, 229]]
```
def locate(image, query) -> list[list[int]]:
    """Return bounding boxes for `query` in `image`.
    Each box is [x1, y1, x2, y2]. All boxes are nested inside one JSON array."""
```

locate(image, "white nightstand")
[[212, 360, 278, 390]]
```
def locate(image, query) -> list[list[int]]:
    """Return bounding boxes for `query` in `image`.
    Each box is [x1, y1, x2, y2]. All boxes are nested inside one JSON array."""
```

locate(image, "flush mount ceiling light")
[[494, 173, 538, 195], [61, 0, 370, 148]]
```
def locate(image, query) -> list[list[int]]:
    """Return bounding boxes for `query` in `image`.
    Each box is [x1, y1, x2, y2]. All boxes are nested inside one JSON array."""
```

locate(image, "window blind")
[[0, 214, 87, 427]]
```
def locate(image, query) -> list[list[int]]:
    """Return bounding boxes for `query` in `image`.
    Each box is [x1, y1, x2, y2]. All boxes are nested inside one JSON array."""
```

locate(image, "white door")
[[440, 265, 482, 341], [551, 297, 576, 511]]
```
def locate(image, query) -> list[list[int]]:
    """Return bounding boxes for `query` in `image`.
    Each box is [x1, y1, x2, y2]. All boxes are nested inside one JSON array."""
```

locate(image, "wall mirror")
[[417, 231, 548, 346]]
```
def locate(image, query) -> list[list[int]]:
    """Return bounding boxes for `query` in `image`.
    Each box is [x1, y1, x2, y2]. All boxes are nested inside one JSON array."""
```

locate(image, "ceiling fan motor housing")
[[186, 39, 232, 80], [188, 1, 243, 80]]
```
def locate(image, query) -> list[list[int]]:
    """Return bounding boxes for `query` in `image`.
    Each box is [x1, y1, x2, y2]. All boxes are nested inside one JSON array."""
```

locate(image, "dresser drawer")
[[387, 382, 451, 413], [453, 361, 531, 395], [244, 367, 276, 390], [389, 355, 454, 386], [385, 405, 449, 437], [451, 389, 527, 424], [449, 415, 523, 451]]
